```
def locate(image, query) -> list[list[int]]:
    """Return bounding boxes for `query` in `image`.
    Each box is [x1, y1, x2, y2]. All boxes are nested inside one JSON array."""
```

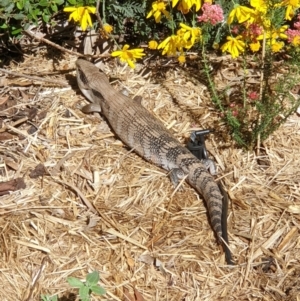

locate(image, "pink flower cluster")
[[248, 91, 259, 101], [287, 29, 300, 44], [248, 23, 263, 37], [294, 21, 300, 29], [287, 14, 300, 45], [197, 3, 224, 26]]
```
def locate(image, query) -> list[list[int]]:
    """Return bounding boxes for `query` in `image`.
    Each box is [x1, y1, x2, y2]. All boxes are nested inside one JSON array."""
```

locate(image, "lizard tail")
[[178, 155, 233, 263], [197, 172, 234, 264], [218, 181, 234, 265]]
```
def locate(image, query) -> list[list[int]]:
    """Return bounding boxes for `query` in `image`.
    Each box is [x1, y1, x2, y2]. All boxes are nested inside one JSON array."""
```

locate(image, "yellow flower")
[[178, 55, 186, 63], [111, 44, 145, 68], [258, 25, 288, 41], [172, 0, 201, 13], [271, 25, 288, 39], [178, 23, 201, 49], [271, 40, 284, 52], [103, 23, 113, 34], [250, 41, 261, 52], [281, 0, 300, 20], [213, 43, 219, 49], [221, 36, 246, 58], [148, 40, 158, 49], [227, 5, 255, 24], [259, 15, 271, 30], [158, 35, 179, 55], [64, 6, 96, 31], [250, 0, 268, 14], [147, 1, 170, 23], [291, 35, 300, 46]]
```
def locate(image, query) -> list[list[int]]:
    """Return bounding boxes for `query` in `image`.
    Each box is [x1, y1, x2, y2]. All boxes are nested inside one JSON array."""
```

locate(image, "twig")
[[243, 219, 257, 287], [95, 0, 121, 47], [0, 67, 69, 86], [24, 29, 110, 59], [0, 116, 28, 133], [24, 256, 50, 301], [256, 31, 266, 155], [96, 0, 104, 29], [54, 178, 97, 214]]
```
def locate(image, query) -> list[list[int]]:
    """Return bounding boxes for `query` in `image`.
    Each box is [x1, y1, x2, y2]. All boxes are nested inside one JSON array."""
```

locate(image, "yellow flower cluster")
[[147, 1, 170, 23], [63, 0, 300, 66], [221, 0, 300, 58], [157, 23, 201, 62], [147, 0, 203, 23]]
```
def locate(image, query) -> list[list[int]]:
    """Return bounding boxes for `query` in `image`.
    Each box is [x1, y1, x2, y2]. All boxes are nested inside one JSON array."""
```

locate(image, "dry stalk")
[[256, 31, 267, 155], [0, 67, 69, 86], [24, 29, 110, 59]]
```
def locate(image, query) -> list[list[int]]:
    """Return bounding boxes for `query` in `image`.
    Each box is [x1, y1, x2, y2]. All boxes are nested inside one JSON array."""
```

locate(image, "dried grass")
[[0, 54, 300, 301]]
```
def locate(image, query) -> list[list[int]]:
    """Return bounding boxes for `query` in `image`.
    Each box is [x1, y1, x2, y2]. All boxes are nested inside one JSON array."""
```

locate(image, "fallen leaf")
[[287, 205, 300, 214], [123, 287, 134, 301], [29, 163, 48, 178], [19, 89, 29, 102], [0, 95, 9, 105], [124, 250, 135, 268], [138, 254, 154, 265], [0, 76, 7, 87], [134, 287, 145, 301]]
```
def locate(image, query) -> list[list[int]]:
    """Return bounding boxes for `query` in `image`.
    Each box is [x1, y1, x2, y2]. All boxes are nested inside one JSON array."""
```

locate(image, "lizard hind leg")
[[169, 168, 186, 189], [202, 158, 217, 176]]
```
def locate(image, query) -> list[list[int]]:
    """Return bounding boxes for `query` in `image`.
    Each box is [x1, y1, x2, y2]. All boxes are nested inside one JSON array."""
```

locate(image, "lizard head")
[[76, 59, 92, 90], [76, 59, 104, 105]]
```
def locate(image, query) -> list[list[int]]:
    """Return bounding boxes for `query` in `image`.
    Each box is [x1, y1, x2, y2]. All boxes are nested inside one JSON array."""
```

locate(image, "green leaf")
[[35, 8, 42, 16], [24, 0, 31, 12], [13, 13, 26, 20], [67, 0, 76, 5], [39, 0, 48, 6], [40, 295, 47, 301], [0, 0, 11, 8], [86, 271, 99, 286], [24, 22, 30, 30], [29, 11, 38, 21], [79, 285, 89, 299], [16, 1, 23, 10], [43, 7, 50, 16], [42, 14, 50, 22], [5, 3, 14, 13], [41, 295, 57, 301], [67, 277, 84, 288], [91, 285, 106, 295], [11, 28, 22, 35], [51, 4, 57, 12], [55, 0, 64, 4]]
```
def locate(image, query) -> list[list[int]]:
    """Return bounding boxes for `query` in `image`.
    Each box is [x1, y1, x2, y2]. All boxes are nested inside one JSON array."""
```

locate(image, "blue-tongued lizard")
[[75, 58, 233, 264]]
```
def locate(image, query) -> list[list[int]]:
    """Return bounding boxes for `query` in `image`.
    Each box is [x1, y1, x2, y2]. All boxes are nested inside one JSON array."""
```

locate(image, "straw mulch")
[[0, 54, 300, 301]]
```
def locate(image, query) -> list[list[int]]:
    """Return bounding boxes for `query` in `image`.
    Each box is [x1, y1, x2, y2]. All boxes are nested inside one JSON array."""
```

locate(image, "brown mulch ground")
[[0, 53, 300, 301]]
